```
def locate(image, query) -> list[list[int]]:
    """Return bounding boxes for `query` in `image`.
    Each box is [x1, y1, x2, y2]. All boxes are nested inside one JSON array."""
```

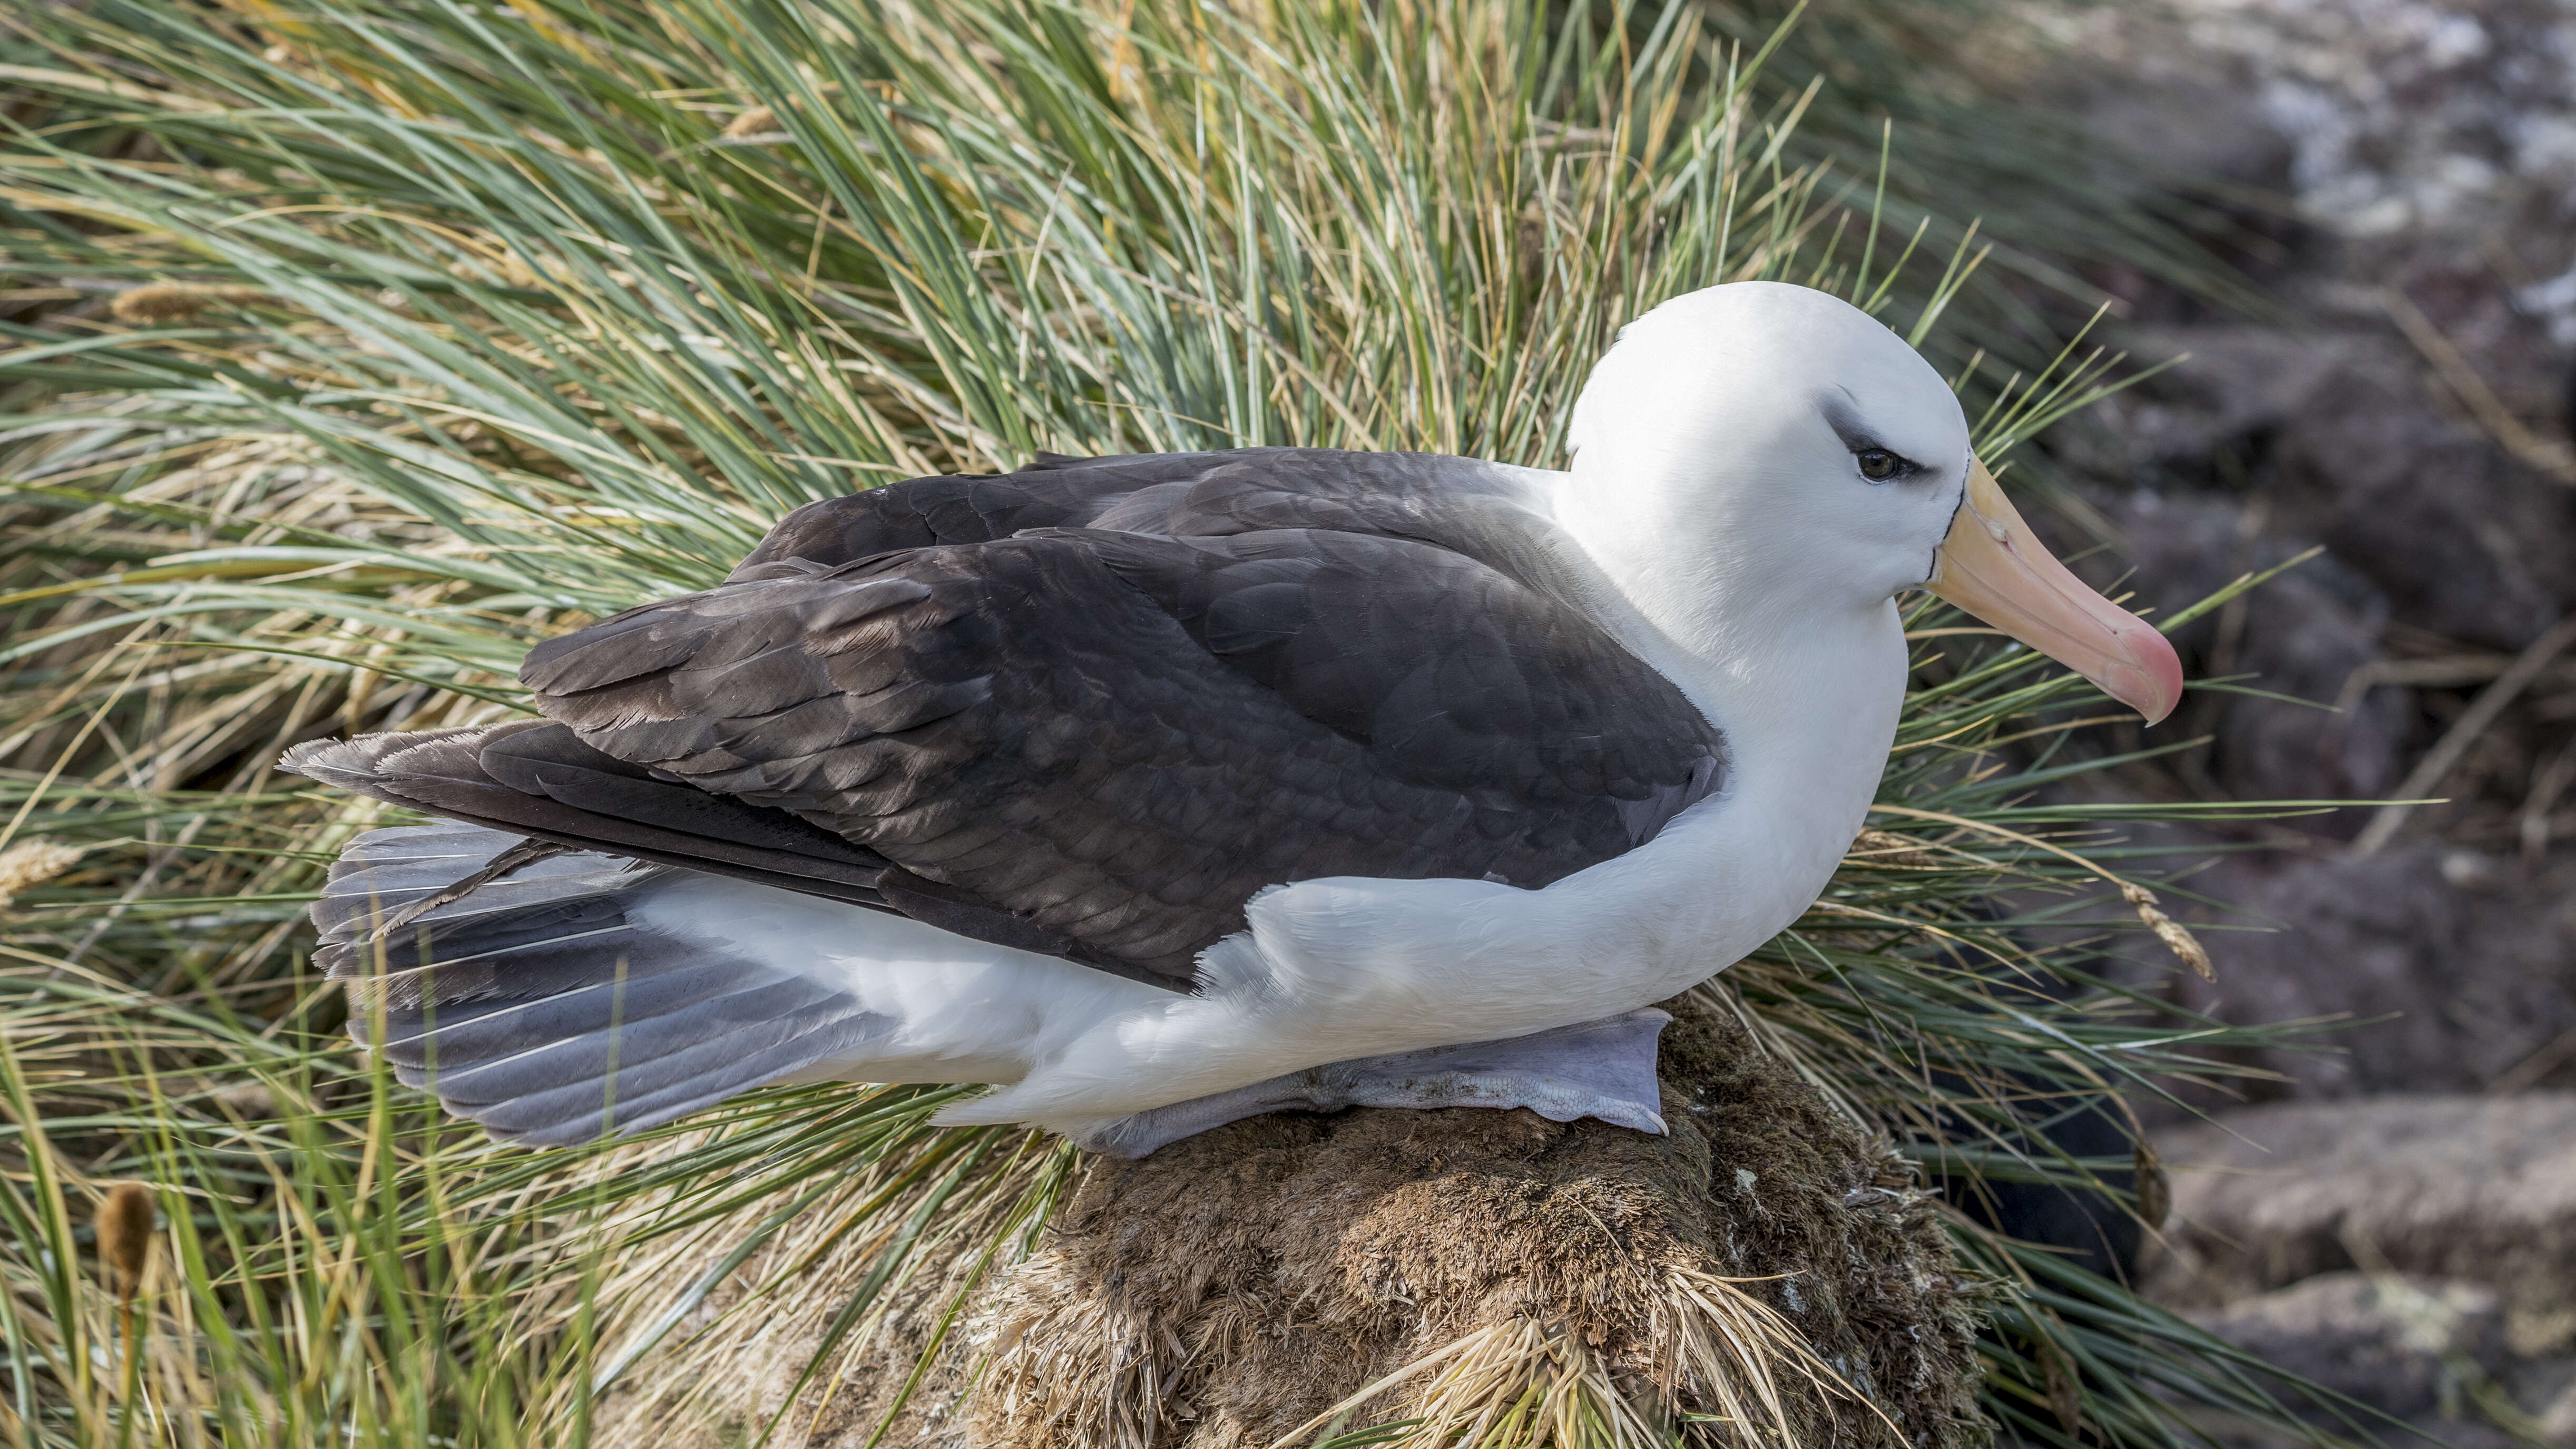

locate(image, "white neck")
[[1537, 463, 1911, 991], [1543, 461, 1906, 762]]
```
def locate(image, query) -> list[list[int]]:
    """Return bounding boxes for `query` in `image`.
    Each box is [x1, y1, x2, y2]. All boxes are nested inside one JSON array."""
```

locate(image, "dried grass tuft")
[[721, 104, 780, 138], [1281, 1317, 1686, 1449], [1259, 1267, 1883, 1449], [107, 282, 271, 324], [1847, 828, 1940, 869], [579, 1121, 1070, 1445], [2133, 1141, 2171, 1231], [0, 838, 85, 908]]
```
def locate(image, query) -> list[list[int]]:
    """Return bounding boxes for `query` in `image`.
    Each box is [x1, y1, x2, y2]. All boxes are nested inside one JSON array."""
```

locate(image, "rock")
[[2502, 1359, 2576, 1447], [2066, 0, 2576, 249], [2187, 1272, 2504, 1416], [2264, 0, 2576, 241], [2105, 488, 2406, 809], [2543, 1369, 2576, 1447], [2101, 328, 2351, 466], [2088, 329, 2576, 651], [2391, 1414, 2533, 1449], [2065, 56, 2294, 195], [2064, 3, 2576, 649], [2174, 846, 2576, 1097], [2263, 339, 2576, 648], [2143, 1094, 2576, 1348], [2182, 1403, 2525, 1449]]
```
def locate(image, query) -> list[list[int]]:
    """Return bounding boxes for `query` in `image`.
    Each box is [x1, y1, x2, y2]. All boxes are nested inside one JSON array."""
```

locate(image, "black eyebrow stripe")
[[1817, 395, 1925, 475], [1818, 393, 1868, 445], [1819, 396, 1907, 457]]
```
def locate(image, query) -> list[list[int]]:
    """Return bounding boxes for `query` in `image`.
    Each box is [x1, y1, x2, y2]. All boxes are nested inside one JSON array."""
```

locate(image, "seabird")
[[283, 282, 2182, 1157]]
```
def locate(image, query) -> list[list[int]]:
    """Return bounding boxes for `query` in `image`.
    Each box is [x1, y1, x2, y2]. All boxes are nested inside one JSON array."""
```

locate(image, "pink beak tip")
[[2126, 626, 2187, 727]]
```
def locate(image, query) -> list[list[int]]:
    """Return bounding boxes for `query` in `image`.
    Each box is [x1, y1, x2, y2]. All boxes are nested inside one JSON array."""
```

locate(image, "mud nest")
[[751, 992, 1992, 1448]]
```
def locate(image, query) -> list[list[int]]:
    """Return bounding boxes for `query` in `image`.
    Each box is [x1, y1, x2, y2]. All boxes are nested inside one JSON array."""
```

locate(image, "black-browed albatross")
[[283, 282, 2183, 1157]]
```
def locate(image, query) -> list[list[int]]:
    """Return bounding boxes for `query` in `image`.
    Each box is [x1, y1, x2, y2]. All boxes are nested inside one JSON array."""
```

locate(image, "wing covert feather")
[[523, 451, 1725, 984]]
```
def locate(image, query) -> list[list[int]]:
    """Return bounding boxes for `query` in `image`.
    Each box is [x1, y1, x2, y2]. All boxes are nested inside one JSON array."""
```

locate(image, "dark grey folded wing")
[[317, 822, 894, 1147], [284, 721, 895, 906], [522, 449, 1726, 986], [281, 719, 1166, 985], [731, 449, 1238, 575]]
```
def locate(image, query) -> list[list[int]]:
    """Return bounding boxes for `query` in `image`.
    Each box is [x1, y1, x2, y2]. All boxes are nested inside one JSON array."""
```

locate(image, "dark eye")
[[1855, 448, 1901, 482]]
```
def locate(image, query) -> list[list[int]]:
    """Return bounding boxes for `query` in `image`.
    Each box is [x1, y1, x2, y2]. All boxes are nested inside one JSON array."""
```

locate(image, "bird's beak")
[[1925, 459, 2185, 725]]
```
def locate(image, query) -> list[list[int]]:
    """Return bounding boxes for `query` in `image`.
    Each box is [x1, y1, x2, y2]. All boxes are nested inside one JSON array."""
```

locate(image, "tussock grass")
[[1289, 1293, 1853, 1449], [1, 0, 2358, 1444]]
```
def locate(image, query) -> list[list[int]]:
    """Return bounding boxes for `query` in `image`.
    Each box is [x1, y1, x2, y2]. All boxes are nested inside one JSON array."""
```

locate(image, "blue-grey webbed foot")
[[1075, 1009, 1672, 1159]]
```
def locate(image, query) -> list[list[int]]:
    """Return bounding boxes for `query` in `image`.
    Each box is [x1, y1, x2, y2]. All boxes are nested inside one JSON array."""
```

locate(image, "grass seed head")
[[2120, 882, 2216, 980], [95, 1182, 156, 1300], [2040, 1334, 2084, 1437], [2134, 1140, 2171, 1230]]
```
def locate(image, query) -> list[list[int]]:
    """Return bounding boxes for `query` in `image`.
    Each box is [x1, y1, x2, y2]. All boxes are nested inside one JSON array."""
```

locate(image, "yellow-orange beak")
[[1926, 460, 2185, 726]]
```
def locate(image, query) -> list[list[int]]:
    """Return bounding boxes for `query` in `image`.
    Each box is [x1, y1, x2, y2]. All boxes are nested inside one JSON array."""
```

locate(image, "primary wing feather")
[[317, 822, 896, 1147]]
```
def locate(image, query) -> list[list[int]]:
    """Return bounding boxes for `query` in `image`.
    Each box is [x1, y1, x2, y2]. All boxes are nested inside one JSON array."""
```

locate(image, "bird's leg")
[[1073, 1009, 1671, 1159]]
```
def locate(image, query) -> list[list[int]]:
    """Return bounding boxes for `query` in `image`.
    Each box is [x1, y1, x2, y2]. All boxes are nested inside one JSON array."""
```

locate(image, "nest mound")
[[794, 992, 1991, 1448]]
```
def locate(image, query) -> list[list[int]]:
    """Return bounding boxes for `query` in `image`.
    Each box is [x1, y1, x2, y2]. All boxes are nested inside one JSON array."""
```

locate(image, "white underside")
[[633, 589, 1910, 1142]]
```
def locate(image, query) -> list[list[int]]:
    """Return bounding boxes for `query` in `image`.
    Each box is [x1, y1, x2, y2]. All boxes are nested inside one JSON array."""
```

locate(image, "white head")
[[1558, 281, 2180, 724]]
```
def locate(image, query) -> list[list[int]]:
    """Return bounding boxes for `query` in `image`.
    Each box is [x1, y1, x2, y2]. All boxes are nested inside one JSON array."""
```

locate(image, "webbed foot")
[[1075, 1009, 1671, 1158]]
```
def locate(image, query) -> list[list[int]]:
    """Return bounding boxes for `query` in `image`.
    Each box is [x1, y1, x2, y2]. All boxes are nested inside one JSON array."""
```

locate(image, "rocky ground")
[[2026, 0, 2576, 1442]]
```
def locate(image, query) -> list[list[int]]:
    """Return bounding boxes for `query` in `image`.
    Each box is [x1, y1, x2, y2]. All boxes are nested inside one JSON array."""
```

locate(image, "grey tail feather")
[[321, 821, 893, 1147]]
